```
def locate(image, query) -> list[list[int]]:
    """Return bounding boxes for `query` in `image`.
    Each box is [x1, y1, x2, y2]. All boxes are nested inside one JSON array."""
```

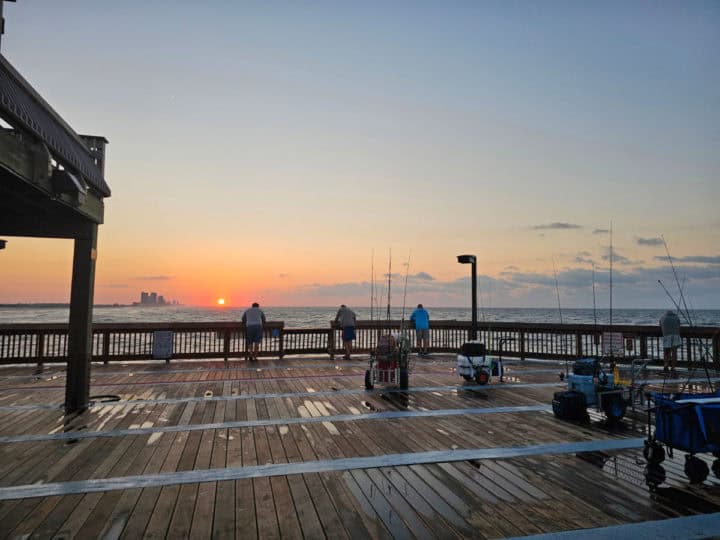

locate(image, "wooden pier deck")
[[0, 356, 718, 539]]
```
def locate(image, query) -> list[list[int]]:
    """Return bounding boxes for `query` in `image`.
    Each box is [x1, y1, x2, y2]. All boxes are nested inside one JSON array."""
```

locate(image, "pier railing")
[[0, 320, 717, 367]]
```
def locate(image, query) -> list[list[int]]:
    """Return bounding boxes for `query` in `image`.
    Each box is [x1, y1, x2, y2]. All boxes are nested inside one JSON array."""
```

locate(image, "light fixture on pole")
[[0, 239, 6, 250], [457, 254, 477, 340]]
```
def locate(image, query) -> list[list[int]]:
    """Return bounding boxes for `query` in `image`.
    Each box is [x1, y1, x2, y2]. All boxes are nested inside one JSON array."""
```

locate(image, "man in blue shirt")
[[410, 303, 430, 357]]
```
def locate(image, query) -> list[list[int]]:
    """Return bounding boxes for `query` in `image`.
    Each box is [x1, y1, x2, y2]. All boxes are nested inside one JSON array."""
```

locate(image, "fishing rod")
[[370, 250, 375, 324], [400, 250, 411, 333], [658, 239, 715, 391], [552, 256, 569, 377], [659, 277, 715, 393], [592, 262, 599, 349], [609, 221, 613, 330], [661, 235, 693, 325], [552, 257, 563, 325], [386, 248, 392, 322]]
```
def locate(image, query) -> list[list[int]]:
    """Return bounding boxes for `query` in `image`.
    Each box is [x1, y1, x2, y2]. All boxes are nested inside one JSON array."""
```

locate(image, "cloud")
[[100, 284, 129, 288], [135, 276, 172, 281], [637, 237, 663, 246], [578, 251, 592, 257], [654, 255, 720, 265], [575, 256, 594, 264], [599, 247, 642, 266], [284, 261, 720, 308], [532, 222, 582, 230], [278, 273, 289, 279], [504, 265, 519, 271], [593, 229, 609, 234], [412, 272, 434, 281]]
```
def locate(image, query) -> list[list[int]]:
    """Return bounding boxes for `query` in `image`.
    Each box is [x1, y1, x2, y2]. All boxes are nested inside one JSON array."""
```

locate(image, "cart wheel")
[[644, 464, 666, 490], [462, 375, 473, 382], [602, 395, 626, 423], [712, 459, 720, 479], [399, 368, 409, 390], [364, 370, 373, 390], [643, 440, 665, 465], [475, 370, 489, 385], [684, 455, 709, 484]]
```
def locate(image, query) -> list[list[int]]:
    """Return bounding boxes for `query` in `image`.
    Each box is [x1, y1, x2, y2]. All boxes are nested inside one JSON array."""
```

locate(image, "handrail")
[[0, 320, 717, 366]]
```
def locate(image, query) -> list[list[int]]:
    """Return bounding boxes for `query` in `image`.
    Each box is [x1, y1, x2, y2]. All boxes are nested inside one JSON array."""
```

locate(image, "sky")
[[0, 1, 718, 308]]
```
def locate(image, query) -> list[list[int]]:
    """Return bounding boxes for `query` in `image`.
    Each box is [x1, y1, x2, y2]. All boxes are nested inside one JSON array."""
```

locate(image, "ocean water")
[[1, 306, 718, 327]]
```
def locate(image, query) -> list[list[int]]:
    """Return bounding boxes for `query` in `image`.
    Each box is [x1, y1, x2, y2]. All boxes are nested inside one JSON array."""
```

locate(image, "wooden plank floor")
[[0, 356, 718, 539]]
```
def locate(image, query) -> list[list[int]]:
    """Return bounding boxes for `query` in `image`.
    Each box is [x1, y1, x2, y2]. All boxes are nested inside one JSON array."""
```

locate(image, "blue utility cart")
[[644, 390, 720, 483], [552, 358, 629, 423]]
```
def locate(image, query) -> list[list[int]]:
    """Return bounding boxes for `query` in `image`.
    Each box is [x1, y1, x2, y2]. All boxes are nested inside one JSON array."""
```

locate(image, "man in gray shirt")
[[660, 310, 681, 375], [242, 302, 266, 361], [335, 304, 356, 360]]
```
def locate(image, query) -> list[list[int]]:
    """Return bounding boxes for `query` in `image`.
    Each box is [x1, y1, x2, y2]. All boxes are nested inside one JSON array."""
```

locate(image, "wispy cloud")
[[412, 272, 434, 281], [532, 222, 582, 230], [288, 262, 720, 308], [637, 237, 663, 246], [593, 228, 610, 235], [100, 284, 129, 288], [600, 247, 642, 266], [278, 273, 289, 279], [654, 255, 720, 265], [135, 276, 172, 281]]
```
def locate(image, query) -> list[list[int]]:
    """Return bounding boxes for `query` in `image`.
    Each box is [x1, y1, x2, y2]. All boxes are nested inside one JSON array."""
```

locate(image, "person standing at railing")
[[660, 310, 681, 377], [334, 304, 356, 360], [410, 303, 431, 357], [242, 302, 266, 361]]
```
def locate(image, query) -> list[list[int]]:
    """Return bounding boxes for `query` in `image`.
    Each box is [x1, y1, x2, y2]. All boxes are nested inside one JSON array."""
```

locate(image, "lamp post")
[[0, 239, 6, 250], [457, 254, 477, 340]]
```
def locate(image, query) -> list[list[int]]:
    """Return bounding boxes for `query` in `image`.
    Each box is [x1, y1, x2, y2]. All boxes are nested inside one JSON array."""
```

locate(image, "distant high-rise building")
[[158, 295, 166, 305], [141, 292, 149, 304], [150, 292, 157, 304]]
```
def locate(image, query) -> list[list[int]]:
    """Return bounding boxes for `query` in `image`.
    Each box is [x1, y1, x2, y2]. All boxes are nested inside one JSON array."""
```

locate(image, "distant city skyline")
[[135, 291, 179, 306], [0, 1, 718, 308]]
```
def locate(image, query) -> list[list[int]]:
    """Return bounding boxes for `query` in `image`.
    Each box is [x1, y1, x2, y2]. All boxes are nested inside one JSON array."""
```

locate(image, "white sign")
[[602, 332, 624, 357], [152, 331, 173, 359]]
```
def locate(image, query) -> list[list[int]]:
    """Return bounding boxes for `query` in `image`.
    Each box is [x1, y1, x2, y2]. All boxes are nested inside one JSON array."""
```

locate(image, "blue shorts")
[[246, 325, 263, 344], [342, 326, 356, 341]]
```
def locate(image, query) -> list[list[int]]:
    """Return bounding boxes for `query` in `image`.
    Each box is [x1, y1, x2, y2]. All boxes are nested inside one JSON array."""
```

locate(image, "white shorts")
[[663, 335, 681, 350]]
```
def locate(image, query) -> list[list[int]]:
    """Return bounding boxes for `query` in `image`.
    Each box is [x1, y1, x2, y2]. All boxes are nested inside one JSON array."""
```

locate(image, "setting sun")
[[217, 298, 225, 306]]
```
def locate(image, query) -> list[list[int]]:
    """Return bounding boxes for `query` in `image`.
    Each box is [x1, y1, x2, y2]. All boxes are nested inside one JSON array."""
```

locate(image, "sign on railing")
[[152, 331, 173, 360], [602, 332, 624, 357]]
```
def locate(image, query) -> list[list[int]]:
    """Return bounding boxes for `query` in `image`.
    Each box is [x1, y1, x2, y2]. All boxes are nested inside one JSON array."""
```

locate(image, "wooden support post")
[[686, 336, 693, 366], [640, 335, 648, 359], [36, 332, 45, 372], [519, 330, 525, 361], [328, 327, 335, 360], [223, 329, 230, 365], [65, 223, 97, 415], [102, 330, 110, 364], [713, 333, 719, 368], [575, 332, 583, 358], [278, 323, 284, 359]]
